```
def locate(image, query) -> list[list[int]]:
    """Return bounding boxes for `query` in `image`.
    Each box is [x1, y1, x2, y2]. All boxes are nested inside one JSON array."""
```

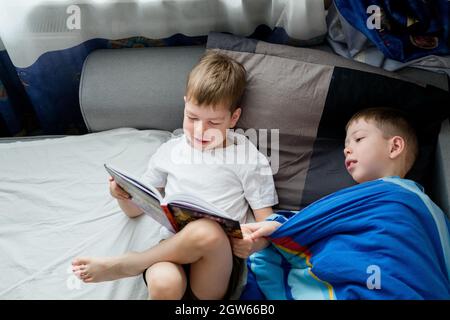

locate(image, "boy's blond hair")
[[345, 107, 419, 174], [186, 51, 246, 112]]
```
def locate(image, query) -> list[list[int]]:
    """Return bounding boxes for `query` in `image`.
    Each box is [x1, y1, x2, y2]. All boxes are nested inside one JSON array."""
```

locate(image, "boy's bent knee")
[[145, 263, 186, 300], [148, 278, 183, 300], [185, 219, 228, 250]]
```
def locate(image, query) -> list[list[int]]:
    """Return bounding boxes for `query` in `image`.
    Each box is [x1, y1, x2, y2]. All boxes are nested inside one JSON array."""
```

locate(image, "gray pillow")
[[79, 46, 205, 132]]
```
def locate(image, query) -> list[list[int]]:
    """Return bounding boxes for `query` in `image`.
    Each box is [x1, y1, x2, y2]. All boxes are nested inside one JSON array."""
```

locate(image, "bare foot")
[[72, 256, 137, 283]]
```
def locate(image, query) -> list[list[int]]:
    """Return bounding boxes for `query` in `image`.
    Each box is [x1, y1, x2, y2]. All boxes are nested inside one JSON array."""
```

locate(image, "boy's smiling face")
[[183, 97, 241, 151], [344, 119, 393, 183]]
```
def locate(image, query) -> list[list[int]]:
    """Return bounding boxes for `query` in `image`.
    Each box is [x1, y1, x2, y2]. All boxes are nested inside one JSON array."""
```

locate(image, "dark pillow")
[[207, 32, 450, 211]]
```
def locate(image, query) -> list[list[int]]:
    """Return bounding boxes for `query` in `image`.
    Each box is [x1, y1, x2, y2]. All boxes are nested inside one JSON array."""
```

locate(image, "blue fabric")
[[0, 78, 21, 135], [0, 50, 24, 135], [241, 177, 450, 300], [334, 0, 450, 62]]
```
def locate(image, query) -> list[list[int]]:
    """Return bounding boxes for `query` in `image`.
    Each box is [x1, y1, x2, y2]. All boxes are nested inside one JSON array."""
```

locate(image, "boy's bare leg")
[[145, 262, 187, 300], [189, 225, 233, 299], [72, 219, 233, 290]]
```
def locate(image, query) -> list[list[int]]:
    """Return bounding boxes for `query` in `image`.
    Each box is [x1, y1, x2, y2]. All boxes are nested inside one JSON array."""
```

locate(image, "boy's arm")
[[253, 207, 273, 222], [247, 207, 273, 252], [110, 176, 144, 218], [117, 199, 143, 218]]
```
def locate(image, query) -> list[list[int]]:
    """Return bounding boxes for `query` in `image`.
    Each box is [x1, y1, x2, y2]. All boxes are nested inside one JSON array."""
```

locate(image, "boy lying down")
[[241, 107, 450, 299]]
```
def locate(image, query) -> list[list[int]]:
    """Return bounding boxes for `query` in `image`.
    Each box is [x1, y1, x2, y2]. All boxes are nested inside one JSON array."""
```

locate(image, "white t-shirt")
[[141, 131, 278, 225]]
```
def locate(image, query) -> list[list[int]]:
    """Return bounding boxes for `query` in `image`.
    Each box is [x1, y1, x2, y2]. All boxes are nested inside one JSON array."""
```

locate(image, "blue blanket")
[[334, 0, 450, 62], [241, 177, 450, 299]]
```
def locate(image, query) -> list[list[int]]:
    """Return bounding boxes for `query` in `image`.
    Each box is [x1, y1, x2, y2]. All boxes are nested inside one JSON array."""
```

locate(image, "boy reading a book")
[[238, 108, 450, 299], [72, 52, 278, 300]]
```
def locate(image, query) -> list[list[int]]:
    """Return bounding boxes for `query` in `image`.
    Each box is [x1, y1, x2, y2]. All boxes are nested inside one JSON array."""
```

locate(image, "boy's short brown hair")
[[345, 107, 419, 173], [185, 51, 246, 112]]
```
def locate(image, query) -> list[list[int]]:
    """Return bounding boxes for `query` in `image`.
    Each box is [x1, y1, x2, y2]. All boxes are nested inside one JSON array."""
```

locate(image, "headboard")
[[79, 45, 205, 133]]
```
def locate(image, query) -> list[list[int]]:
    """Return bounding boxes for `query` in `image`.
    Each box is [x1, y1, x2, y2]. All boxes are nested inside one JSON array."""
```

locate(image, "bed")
[[0, 46, 205, 299], [0, 128, 173, 299], [1, 37, 449, 299]]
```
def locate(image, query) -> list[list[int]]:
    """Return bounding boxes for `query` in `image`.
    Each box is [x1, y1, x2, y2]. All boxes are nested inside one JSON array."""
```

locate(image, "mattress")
[[0, 128, 172, 299]]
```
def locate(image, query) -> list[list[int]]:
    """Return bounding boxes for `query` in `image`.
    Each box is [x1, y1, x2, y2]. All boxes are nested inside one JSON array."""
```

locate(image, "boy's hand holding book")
[[109, 176, 131, 201]]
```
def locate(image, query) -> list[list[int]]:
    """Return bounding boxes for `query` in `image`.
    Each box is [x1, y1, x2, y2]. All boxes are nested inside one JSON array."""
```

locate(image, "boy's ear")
[[389, 136, 405, 159], [183, 96, 187, 103], [230, 108, 242, 127]]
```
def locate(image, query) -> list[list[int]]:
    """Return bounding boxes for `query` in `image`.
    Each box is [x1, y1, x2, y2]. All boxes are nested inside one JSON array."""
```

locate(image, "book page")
[[169, 204, 243, 239], [163, 193, 243, 238], [104, 164, 175, 232], [163, 193, 233, 220]]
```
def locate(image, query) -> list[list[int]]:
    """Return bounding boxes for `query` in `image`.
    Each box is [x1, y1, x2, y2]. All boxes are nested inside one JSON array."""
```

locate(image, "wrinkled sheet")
[[0, 128, 172, 299]]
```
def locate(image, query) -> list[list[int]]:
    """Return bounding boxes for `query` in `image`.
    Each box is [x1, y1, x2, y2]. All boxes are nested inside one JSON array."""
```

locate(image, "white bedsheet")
[[0, 128, 172, 299]]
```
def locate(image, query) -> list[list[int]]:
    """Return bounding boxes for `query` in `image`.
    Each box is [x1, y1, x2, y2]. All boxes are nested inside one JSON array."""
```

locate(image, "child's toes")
[[72, 265, 84, 273], [72, 259, 80, 266], [72, 257, 90, 267]]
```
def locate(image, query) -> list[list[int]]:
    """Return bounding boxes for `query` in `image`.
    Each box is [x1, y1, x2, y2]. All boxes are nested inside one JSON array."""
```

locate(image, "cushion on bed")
[[79, 46, 205, 133], [207, 32, 450, 211]]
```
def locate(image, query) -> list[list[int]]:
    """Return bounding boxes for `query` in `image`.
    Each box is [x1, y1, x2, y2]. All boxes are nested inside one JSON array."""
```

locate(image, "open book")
[[104, 164, 243, 239]]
